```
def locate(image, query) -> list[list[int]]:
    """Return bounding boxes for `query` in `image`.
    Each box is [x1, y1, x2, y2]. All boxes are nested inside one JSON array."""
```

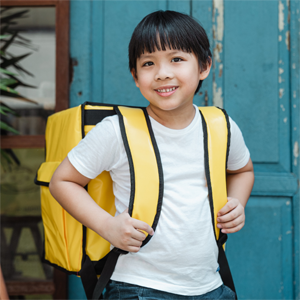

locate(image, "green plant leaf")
[[0, 102, 20, 117], [0, 31, 18, 53], [1, 10, 29, 24], [11, 40, 39, 52], [0, 52, 31, 69], [1, 54, 35, 78], [15, 32, 31, 43], [10, 61, 34, 78], [0, 109, 7, 115], [1, 73, 37, 89], [0, 35, 11, 39], [0, 105, 17, 116], [0, 9, 38, 106], [0, 67, 17, 76], [0, 83, 19, 94], [0, 120, 20, 134], [0, 108, 7, 115], [0, 78, 17, 86], [0, 89, 38, 104]]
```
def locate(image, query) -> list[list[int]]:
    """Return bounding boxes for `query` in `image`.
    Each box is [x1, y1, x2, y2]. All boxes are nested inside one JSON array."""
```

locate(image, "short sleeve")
[[227, 117, 250, 171], [67, 115, 123, 179]]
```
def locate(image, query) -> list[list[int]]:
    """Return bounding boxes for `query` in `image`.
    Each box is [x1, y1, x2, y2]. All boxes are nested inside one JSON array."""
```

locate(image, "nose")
[[154, 64, 173, 81]]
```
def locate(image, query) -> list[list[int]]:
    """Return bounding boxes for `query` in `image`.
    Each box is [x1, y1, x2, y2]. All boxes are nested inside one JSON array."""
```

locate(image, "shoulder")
[[227, 115, 246, 146], [70, 114, 122, 156], [67, 114, 124, 178], [228, 115, 241, 138], [93, 114, 120, 132], [86, 114, 121, 142], [226, 114, 250, 171]]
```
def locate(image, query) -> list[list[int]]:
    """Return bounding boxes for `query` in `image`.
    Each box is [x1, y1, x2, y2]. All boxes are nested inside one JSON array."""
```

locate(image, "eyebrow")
[[139, 50, 185, 59]]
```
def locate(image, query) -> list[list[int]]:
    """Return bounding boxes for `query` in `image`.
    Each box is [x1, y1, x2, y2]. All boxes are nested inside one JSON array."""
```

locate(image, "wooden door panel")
[[224, 1, 287, 166], [221, 0, 296, 298], [226, 197, 293, 299]]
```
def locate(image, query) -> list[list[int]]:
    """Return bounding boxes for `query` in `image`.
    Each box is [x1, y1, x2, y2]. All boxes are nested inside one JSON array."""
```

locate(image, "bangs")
[[135, 19, 193, 56]]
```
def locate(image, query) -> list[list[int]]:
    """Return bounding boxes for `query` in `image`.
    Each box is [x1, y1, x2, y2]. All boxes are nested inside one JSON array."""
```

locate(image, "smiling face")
[[132, 48, 211, 116]]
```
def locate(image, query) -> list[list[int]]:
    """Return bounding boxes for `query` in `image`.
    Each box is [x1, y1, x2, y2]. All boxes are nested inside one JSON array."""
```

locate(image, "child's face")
[[132, 48, 210, 113]]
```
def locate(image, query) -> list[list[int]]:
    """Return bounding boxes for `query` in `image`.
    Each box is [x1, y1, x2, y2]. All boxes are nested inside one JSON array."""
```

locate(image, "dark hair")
[[128, 10, 212, 94]]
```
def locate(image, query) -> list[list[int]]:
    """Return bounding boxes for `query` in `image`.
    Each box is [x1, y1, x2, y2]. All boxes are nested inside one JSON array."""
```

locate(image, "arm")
[[49, 157, 153, 252], [217, 158, 255, 233]]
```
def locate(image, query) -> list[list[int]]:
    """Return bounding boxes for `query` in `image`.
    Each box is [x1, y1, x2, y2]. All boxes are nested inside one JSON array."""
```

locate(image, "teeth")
[[158, 87, 176, 92]]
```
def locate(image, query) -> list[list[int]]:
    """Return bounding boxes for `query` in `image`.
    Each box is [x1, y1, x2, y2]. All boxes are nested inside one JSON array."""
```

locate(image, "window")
[[1, 1, 69, 299], [1, 0, 69, 149]]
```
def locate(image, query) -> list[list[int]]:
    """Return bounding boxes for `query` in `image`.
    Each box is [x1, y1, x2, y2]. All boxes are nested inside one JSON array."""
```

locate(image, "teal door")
[[69, 1, 299, 299]]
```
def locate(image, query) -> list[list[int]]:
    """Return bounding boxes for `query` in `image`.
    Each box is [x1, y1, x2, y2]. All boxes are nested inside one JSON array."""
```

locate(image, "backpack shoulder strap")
[[198, 106, 237, 298], [198, 106, 230, 241], [116, 106, 163, 244]]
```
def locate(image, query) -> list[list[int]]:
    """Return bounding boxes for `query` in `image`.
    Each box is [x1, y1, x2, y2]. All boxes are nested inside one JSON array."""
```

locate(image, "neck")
[[146, 104, 196, 129]]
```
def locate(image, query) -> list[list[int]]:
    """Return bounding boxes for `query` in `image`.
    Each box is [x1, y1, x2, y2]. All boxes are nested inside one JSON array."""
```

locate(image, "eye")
[[143, 61, 154, 67], [171, 57, 183, 62]]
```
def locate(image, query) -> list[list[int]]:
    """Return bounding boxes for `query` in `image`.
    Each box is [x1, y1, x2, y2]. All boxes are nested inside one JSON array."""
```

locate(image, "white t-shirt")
[[68, 105, 250, 296]]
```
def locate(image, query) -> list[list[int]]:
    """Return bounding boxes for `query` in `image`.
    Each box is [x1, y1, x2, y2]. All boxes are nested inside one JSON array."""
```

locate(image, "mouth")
[[154, 86, 178, 96], [156, 86, 177, 93]]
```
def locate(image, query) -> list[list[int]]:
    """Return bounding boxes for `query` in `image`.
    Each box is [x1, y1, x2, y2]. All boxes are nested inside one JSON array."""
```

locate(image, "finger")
[[217, 198, 238, 217], [131, 219, 154, 236], [117, 236, 142, 252], [128, 238, 143, 248], [221, 222, 244, 234], [127, 246, 141, 253], [217, 215, 244, 230], [217, 206, 244, 223], [131, 228, 147, 242]]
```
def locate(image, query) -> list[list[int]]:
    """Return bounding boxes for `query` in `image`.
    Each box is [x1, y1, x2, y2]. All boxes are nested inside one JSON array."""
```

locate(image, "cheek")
[[179, 67, 200, 85], [137, 73, 152, 90]]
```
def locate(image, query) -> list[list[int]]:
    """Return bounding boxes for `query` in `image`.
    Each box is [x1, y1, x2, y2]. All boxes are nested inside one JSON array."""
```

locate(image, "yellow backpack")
[[35, 102, 236, 299]]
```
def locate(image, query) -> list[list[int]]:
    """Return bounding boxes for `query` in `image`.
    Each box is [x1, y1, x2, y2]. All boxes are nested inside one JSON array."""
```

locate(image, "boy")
[[50, 10, 254, 300]]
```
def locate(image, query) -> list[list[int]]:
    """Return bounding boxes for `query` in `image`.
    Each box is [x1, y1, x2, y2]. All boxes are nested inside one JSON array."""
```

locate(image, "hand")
[[217, 197, 245, 234], [104, 209, 154, 253]]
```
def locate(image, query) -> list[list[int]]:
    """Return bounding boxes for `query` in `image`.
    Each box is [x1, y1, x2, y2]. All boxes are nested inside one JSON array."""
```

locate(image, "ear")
[[131, 69, 139, 88], [199, 57, 212, 80]]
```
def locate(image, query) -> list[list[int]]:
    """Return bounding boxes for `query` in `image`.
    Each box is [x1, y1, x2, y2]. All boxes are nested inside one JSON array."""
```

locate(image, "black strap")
[[91, 248, 126, 300], [217, 232, 238, 300], [84, 109, 116, 126], [80, 255, 98, 300]]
